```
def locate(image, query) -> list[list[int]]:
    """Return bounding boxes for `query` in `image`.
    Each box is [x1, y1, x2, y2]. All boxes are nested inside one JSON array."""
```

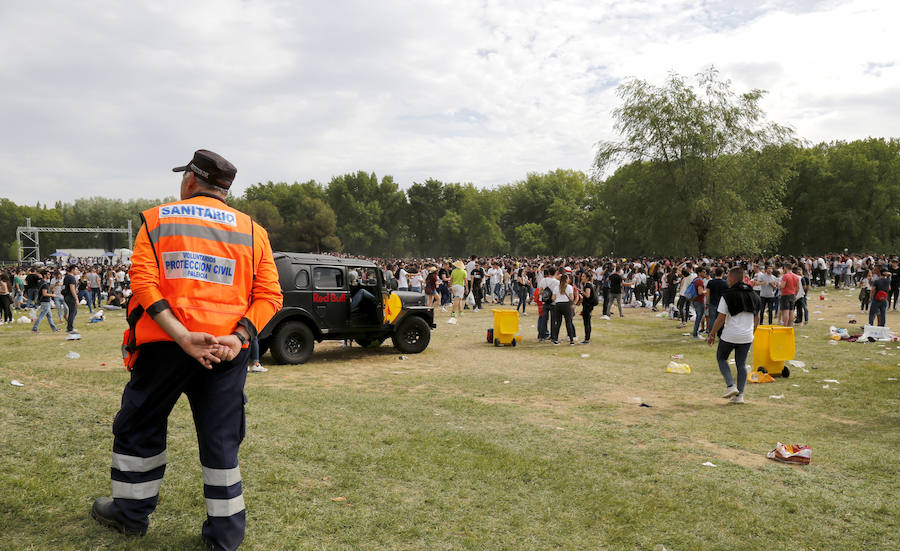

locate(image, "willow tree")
[[594, 67, 796, 255]]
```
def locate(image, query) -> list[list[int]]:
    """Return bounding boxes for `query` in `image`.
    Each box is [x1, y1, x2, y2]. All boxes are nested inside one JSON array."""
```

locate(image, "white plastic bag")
[[466, 292, 475, 307]]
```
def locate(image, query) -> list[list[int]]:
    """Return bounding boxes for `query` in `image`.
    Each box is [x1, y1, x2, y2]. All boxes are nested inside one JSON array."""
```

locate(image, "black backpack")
[[540, 286, 553, 304]]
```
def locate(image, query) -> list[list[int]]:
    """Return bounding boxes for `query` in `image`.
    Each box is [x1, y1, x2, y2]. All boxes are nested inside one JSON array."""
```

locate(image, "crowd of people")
[[387, 253, 896, 403], [387, 253, 897, 337], [0, 261, 133, 333], [3, 252, 896, 403], [0, 258, 270, 373]]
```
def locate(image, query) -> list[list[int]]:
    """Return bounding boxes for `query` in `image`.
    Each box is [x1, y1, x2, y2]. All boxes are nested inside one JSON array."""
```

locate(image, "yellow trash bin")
[[492, 309, 522, 347], [752, 325, 795, 377]]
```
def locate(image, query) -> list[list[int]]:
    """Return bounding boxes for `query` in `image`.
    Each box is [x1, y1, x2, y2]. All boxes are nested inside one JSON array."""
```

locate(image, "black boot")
[[91, 497, 147, 536]]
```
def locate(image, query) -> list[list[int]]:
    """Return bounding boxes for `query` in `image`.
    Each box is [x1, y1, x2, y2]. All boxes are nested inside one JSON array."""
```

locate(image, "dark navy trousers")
[[109, 341, 249, 551]]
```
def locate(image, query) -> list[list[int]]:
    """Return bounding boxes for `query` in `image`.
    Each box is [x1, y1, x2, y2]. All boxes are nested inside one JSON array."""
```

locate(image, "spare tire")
[[270, 321, 315, 365], [392, 316, 431, 354]]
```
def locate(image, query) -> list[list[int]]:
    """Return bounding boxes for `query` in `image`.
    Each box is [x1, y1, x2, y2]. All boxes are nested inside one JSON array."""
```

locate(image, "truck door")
[[312, 266, 350, 327]]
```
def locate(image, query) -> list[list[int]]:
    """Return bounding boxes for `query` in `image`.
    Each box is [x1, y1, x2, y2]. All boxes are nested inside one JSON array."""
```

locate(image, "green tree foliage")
[[513, 223, 547, 256], [459, 185, 507, 256], [502, 169, 597, 255], [781, 138, 900, 253], [237, 181, 340, 253], [327, 171, 408, 256], [594, 68, 795, 254], [2, 140, 898, 260], [436, 211, 465, 257], [406, 179, 447, 257]]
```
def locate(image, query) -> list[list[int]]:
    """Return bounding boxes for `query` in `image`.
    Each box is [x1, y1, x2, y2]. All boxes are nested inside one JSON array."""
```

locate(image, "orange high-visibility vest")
[[134, 198, 257, 345]]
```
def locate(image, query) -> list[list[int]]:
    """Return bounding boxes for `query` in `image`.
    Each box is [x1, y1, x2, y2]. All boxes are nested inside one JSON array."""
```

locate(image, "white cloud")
[[0, 0, 897, 204]]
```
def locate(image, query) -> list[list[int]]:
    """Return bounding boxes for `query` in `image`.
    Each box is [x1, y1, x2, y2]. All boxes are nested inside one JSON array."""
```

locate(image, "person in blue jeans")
[[707, 267, 760, 404], [32, 271, 60, 333], [690, 267, 707, 338], [869, 268, 891, 327]]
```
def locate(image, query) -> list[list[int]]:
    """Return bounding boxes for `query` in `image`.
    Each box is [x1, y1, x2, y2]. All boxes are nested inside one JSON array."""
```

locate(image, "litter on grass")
[[580, 353, 590, 358], [447, 317, 457, 325], [769, 394, 785, 399], [701, 461, 717, 467], [888, 378, 898, 381], [10, 380, 24, 387], [398, 355, 408, 360], [822, 384, 830, 389], [666, 361, 691, 374], [671, 354, 684, 359], [66, 333, 81, 340], [66, 351, 80, 359], [792, 384, 800, 387], [823, 379, 840, 384], [767, 442, 811, 465], [503, 380, 510, 384], [748, 372, 775, 383], [598, 315, 611, 320], [788, 360, 806, 368], [16, 316, 30, 324]]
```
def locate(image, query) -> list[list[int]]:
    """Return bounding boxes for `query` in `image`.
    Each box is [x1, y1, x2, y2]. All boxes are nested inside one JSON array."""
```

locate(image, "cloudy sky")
[[1, 0, 897, 204]]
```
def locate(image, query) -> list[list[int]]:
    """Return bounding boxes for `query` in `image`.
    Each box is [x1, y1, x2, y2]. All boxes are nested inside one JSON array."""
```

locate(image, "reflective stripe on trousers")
[[203, 465, 245, 517], [110, 450, 166, 501]]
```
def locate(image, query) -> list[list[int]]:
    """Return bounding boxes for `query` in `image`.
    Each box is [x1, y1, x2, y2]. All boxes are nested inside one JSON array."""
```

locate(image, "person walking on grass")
[[0, 273, 13, 324], [689, 267, 707, 339], [63, 266, 80, 333], [869, 266, 891, 327], [778, 262, 800, 327], [449, 260, 467, 321], [607, 265, 624, 318], [579, 271, 596, 344], [550, 273, 576, 345], [31, 270, 60, 333], [707, 266, 760, 404]]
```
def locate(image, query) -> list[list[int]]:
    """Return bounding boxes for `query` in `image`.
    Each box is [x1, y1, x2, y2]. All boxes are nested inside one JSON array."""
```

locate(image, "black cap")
[[172, 149, 237, 189]]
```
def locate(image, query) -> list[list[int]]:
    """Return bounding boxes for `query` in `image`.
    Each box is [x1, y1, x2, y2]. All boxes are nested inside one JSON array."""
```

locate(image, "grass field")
[[1, 289, 898, 550]]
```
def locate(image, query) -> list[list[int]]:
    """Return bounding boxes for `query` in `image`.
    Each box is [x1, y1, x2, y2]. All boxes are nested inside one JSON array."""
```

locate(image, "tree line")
[[1, 69, 897, 260]]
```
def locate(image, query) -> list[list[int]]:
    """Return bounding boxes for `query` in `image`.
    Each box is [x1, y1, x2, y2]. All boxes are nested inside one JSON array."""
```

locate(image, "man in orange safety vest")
[[91, 149, 282, 551]]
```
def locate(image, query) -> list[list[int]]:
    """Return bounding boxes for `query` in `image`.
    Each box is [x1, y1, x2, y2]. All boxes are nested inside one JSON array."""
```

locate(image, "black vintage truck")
[[258, 252, 435, 364]]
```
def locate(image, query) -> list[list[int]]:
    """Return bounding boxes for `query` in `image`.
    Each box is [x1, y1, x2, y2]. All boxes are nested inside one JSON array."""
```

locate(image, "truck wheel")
[[782, 366, 790, 378], [355, 337, 383, 349], [392, 316, 431, 354], [271, 321, 315, 365]]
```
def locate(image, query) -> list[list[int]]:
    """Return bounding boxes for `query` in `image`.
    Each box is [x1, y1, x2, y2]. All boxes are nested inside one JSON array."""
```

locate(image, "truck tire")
[[271, 321, 315, 365], [392, 316, 431, 354]]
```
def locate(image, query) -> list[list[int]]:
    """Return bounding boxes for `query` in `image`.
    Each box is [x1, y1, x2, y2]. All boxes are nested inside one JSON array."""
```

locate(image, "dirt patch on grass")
[[690, 438, 767, 469], [819, 414, 866, 427]]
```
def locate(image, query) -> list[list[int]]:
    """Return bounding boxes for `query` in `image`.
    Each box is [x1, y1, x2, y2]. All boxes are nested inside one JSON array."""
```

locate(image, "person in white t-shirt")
[[550, 274, 576, 345], [408, 266, 423, 293], [397, 265, 409, 291], [536, 267, 556, 341], [487, 263, 503, 303], [707, 266, 760, 404]]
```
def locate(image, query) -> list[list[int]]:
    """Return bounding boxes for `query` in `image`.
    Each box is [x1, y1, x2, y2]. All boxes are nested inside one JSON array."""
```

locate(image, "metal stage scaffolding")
[[16, 217, 133, 263]]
